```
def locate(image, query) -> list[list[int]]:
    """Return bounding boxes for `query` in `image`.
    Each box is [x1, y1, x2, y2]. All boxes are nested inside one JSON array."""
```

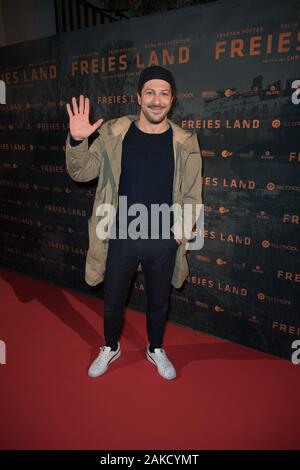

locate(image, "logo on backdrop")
[[215, 29, 300, 61]]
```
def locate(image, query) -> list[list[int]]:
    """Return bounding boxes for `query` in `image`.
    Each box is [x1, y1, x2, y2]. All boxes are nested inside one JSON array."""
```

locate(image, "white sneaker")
[[88, 343, 121, 378], [146, 345, 176, 380]]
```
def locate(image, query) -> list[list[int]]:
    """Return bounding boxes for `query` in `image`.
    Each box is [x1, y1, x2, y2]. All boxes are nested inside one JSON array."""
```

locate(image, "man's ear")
[[137, 92, 141, 105]]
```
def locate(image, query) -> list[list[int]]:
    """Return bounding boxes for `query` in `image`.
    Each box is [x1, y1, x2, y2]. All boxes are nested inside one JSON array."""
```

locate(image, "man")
[[65, 66, 202, 380]]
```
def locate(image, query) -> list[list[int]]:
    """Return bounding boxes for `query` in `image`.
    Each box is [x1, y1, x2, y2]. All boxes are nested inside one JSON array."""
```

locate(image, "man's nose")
[[153, 94, 162, 105]]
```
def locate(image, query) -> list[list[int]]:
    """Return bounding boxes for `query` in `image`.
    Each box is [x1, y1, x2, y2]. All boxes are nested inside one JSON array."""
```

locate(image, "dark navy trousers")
[[103, 234, 179, 350]]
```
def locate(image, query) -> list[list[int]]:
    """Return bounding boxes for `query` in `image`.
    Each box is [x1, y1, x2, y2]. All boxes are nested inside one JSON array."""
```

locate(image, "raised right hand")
[[66, 95, 104, 140]]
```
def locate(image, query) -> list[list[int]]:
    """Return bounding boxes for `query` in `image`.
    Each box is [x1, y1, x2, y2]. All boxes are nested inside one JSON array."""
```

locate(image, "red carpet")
[[0, 267, 299, 450]]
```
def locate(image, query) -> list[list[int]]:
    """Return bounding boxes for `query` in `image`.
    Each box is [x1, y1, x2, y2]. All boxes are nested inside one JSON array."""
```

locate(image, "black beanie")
[[138, 66, 176, 96]]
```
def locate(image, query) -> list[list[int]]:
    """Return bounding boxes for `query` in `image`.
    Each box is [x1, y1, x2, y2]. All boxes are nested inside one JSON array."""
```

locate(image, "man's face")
[[137, 79, 173, 124]]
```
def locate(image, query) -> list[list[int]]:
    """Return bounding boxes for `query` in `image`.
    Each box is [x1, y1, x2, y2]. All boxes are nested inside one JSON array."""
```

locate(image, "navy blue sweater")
[[115, 121, 174, 237]]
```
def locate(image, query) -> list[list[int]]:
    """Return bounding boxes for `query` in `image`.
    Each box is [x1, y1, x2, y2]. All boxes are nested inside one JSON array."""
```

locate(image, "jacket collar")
[[110, 114, 191, 144]]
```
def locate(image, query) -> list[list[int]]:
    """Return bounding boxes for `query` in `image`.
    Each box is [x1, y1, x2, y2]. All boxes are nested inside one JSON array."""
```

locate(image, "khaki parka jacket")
[[65, 114, 202, 289]]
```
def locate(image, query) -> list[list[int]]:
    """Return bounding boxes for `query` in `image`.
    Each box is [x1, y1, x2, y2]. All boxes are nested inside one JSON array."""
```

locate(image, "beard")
[[141, 105, 169, 124]]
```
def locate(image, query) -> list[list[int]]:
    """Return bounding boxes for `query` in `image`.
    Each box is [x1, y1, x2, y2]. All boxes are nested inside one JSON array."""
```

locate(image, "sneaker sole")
[[88, 348, 121, 378], [146, 351, 176, 380]]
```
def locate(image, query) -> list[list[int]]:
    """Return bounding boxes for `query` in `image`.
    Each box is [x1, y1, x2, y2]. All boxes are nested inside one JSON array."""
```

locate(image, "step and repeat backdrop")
[[0, 0, 299, 358]]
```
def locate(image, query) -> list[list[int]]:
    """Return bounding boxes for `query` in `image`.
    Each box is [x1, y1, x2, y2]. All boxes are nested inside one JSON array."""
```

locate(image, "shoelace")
[[153, 349, 172, 370], [95, 346, 111, 364], [154, 348, 166, 356]]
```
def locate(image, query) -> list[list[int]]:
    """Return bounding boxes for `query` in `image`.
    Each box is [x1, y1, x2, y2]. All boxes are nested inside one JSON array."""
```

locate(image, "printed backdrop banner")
[[0, 0, 299, 358]]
